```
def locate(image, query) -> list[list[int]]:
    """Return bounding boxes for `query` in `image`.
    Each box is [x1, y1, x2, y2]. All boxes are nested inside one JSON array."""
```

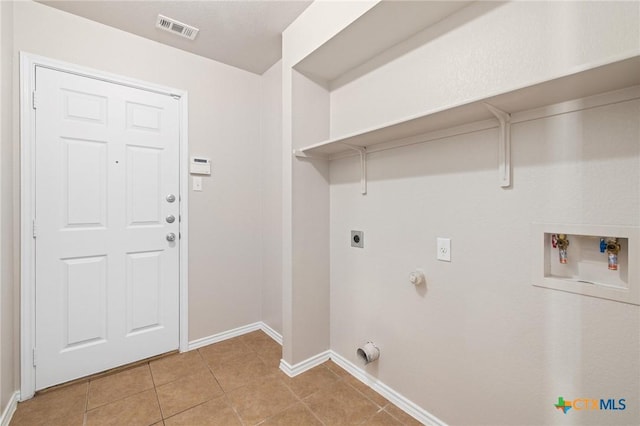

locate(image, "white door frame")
[[19, 52, 189, 400]]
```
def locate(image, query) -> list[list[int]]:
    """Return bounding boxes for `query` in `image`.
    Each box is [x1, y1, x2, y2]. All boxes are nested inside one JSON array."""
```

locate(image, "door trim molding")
[[19, 52, 190, 399]]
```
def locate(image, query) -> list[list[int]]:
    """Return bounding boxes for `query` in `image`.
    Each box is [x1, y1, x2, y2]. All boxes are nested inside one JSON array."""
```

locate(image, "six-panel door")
[[34, 66, 180, 390]]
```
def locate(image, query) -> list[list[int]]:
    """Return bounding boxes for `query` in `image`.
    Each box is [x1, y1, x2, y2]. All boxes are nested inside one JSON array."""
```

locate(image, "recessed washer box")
[[532, 223, 639, 305]]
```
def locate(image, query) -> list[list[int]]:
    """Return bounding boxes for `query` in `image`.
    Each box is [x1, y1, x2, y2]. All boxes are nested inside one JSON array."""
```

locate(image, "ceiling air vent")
[[156, 14, 199, 40]]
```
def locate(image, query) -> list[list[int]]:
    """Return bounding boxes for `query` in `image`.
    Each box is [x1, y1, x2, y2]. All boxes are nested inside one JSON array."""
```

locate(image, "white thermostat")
[[190, 157, 211, 175]]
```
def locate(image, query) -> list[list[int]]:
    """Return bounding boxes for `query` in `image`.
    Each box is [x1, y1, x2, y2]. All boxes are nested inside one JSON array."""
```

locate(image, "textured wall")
[[325, 1, 640, 424], [330, 99, 640, 425], [330, 1, 640, 138]]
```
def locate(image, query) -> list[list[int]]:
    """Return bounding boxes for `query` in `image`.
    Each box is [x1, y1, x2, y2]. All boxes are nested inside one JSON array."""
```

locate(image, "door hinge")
[[32, 348, 37, 367], [32, 219, 37, 238], [32, 91, 37, 110]]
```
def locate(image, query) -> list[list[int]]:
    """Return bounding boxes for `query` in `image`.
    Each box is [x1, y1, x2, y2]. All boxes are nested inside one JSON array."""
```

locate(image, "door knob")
[[166, 194, 176, 203], [166, 215, 175, 223], [166, 233, 176, 242]]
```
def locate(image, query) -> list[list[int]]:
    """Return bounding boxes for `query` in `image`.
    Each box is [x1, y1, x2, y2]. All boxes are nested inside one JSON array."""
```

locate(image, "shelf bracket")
[[342, 144, 367, 195], [292, 149, 330, 161], [485, 103, 511, 188]]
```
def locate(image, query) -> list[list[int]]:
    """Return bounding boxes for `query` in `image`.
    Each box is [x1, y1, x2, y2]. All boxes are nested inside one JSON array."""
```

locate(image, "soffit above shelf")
[[293, 0, 473, 83]]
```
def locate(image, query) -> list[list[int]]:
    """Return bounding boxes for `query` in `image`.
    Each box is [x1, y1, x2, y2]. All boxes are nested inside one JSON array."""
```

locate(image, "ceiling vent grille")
[[155, 14, 199, 40]]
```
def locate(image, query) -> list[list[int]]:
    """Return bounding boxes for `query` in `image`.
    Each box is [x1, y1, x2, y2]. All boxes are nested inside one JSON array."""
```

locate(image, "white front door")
[[34, 66, 180, 390]]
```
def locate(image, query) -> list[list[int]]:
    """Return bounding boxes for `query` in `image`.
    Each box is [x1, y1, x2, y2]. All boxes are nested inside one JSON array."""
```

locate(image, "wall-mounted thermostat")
[[190, 157, 211, 175]]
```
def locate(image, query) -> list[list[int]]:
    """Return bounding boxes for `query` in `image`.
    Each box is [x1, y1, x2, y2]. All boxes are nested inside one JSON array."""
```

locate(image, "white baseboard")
[[188, 322, 262, 350], [259, 322, 283, 345], [279, 350, 332, 377], [187, 321, 283, 351], [330, 351, 446, 426], [0, 391, 20, 426], [187, 324, 442, 425]]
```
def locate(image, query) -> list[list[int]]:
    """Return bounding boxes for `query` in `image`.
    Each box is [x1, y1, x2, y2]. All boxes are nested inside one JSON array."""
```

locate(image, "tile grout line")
[[197, 347, 226, 397], [228, 332, 310, 426], [82, 380, 89, 426], [222, 393, 247, 426], [84, 368, 157, 416], [155, 349, 240, 421], [156, 348, 245, 423], [148, 360, 166, 422], [161, 398, 221, 424], [277, 362, 335, 426], [299, 396, 327, 426], [304, 366, 335, 426], [86, 387, 154, 412], [306, 364, 394, 425], [199, 339, 263, 426], [156, 373, 222, 420], [361, 404, 390, 425], [242, 335, 285, 426], [342, 374, 393, 412], [255, 399, 304, 426], [382, 404, 414, 426]]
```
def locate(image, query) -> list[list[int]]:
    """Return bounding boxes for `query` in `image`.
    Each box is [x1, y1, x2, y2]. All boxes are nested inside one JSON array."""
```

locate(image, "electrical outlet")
[[437, 237, 451, 262], [351, 231, 364, 248]]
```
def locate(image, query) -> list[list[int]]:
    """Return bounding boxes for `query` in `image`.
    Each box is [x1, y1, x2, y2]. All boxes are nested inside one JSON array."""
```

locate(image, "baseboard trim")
[[187, 321, 283, 351], [279, 350, 331, 377], [260, 322, 283, 345], [0, 391, 20, 426], [187, 325, 441, 425], [330, 351, 446, 426], [188, 322, 262, 350]]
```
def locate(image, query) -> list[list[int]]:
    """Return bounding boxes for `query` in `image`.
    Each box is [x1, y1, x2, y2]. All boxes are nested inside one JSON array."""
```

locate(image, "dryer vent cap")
[[156, 14, 199, 40]]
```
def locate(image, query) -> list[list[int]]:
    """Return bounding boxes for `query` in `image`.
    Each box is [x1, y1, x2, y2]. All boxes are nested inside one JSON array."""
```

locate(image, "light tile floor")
[[11, 331, 422, 425]]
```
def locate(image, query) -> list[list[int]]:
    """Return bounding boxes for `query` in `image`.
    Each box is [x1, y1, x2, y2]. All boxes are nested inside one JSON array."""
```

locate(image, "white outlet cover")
[[193, 176, 202, 191], [437, 237, 451, 262]]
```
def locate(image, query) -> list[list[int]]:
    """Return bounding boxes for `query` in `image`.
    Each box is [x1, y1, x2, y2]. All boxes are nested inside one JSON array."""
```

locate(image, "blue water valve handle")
[[600, 238, 607, 253]]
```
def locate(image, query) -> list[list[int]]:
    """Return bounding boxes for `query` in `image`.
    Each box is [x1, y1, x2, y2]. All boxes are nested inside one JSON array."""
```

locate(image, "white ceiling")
[[38, 0, 313, 75]]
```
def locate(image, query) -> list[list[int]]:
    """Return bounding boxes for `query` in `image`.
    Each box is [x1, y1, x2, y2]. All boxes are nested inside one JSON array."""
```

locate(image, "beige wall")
[[260, 60, 283, 334], [289, 69, 330, 363], [286, 1, 640, 424], [12, 1, 263, 350], [330, 100, 640, 425], [330, 1, 640, 137], [281, 0, 376, 365], [4, 1, 638, 424], [1, 0, 16, 412]]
